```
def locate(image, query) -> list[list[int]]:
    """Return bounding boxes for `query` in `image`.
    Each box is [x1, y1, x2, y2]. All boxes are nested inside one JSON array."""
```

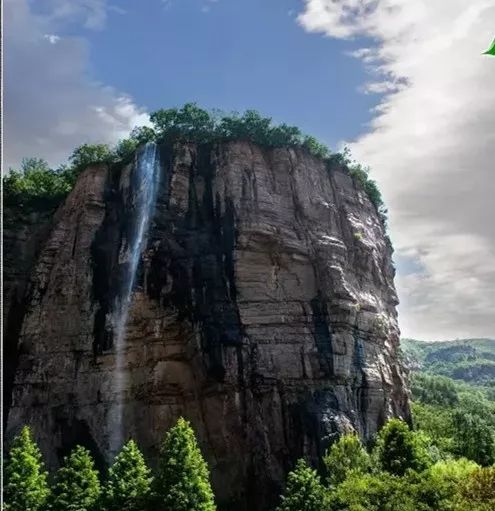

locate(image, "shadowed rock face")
[[4, 141, 410, 510]]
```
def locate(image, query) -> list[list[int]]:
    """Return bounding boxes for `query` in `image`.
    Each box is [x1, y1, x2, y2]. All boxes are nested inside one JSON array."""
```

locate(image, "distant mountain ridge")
[[401, 338, 495, 385]]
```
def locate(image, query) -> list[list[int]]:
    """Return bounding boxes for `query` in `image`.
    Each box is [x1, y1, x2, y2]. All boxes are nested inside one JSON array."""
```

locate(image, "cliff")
[[4, 140, 410, 510]]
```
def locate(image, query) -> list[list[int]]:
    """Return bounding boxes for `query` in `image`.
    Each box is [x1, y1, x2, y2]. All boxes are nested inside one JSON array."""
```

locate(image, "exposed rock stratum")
[[4, 141, 410, 510]]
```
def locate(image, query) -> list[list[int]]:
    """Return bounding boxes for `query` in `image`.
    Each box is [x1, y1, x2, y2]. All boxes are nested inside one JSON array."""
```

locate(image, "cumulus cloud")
[[3, 0, 148, 170], [298, 0, 495, 339]]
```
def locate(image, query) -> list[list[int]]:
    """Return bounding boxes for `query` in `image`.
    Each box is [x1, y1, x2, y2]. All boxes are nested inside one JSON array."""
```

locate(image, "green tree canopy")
[[4, 105, 386, 224], [457, 466, 495, 511], [411, 373, 459, 407], [276, 459, 328, 511], [4, 426, 50, 511], [452, 410, 495, 466], [48, 445, 101, 511], [328, 471, 417, 511], [69, 143, 115, 173], [373, 418, 430, 476], [323, 433, 370, 487], [153, 417, 216, 511], [4, 158, 72, 208], [102, 439, 153, 511]]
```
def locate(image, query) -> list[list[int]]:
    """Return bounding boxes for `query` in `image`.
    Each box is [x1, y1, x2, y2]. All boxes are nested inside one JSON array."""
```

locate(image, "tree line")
[[3, 104, 386, 223], [4, 415, 494, 511]]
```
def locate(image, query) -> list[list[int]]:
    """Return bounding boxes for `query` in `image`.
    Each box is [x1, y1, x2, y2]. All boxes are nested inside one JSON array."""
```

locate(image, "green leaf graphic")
[[483, 38, 495, 56]]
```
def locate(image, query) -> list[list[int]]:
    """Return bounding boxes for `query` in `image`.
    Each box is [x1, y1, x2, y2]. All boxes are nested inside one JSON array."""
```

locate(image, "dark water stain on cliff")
[[90, 165, 126, 357], [310, 292, 334, 375], [146, 143, 245, 382]]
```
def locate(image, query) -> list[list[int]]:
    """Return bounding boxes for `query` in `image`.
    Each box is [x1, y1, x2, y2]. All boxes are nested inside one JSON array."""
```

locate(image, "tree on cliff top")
[[153, 417, 216, 511], [4, 426, 50, 511], [276, 459, 327, 511], [48, 445, 101, 511], [102, 439, 153, 511], [4, 104, 385, 224]]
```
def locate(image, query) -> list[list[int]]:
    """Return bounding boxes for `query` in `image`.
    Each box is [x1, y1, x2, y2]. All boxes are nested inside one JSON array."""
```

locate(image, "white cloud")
[[298, 0, 495, 340], [3, 0, 148, 170], [43, 34, 61, 44]]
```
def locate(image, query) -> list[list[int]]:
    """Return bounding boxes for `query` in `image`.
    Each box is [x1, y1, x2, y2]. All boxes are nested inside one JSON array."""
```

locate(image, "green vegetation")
[[3, 158, 73, 210], [278, 417, 494, 511], [373, 418, 431, 476], [3, 104, 385, 222], [276, 459, 327, 511], [402, 338, 495, 467], [102, 439, 152, 511], [323, 433, 370, 487], [48, 445, 101, 511], [6, 408, 494, 511], [401, 337, 495, 385], [6, 419, 214, 511], [154, 417, 215, 511], [3, 426, 50, 511]]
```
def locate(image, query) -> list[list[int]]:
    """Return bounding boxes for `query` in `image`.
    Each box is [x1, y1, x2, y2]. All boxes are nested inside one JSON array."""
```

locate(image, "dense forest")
[[5, 338, 495, 511]]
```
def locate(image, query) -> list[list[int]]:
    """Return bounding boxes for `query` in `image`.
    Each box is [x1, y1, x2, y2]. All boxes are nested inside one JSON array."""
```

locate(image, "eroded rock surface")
[[5, 141, 410, 510]]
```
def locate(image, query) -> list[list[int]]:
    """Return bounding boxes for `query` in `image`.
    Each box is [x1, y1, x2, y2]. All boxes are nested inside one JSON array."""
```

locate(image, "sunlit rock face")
[[4, 140, 410, 511]]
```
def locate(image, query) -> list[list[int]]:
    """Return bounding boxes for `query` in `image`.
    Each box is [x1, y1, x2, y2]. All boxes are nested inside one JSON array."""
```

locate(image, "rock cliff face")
[[4, 141, 409, 510]]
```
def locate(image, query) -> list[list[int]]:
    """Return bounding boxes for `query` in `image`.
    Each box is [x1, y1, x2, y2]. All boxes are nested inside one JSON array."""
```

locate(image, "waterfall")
[[109, 142, 160, 455]]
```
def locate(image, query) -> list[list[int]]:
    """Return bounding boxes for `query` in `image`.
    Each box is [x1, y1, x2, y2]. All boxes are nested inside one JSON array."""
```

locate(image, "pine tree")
[[102, 439, 153, 511], [153, 417, 216, 511], [323, 433, 370, 487], [276, 459, 327, 511], [4, 426, 50, 511], [373, 418, 428, 476], [48, 445, 101, 511]]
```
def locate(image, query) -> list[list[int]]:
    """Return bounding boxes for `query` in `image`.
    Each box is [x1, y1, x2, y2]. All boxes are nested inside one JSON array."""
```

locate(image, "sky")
[[4, 0, 495, 340]]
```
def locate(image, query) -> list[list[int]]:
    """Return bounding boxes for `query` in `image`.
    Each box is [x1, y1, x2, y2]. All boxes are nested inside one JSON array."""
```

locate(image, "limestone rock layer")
[[4, 141, 410, 510]]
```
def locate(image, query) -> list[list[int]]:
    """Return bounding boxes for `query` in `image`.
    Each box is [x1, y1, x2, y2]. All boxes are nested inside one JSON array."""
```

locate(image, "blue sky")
[[5, 0, 495, 339], [33, 0, 378, 150]]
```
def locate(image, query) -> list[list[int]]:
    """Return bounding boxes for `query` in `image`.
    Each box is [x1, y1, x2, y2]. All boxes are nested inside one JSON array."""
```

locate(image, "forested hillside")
[[401, 338, 495, 468], [402, 338, 495, 385]]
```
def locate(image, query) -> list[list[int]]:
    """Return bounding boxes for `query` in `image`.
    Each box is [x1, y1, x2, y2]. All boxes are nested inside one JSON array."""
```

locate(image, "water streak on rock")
[[110, 143, 159, 454]]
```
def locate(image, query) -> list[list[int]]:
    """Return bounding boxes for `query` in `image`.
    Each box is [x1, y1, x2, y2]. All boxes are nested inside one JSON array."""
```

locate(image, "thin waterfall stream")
[[109, 142, 160, 455]]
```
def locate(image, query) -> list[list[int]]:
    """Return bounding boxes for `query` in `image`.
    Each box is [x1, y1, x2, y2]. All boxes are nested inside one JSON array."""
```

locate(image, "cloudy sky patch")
[[3, 0, 148, 169]]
